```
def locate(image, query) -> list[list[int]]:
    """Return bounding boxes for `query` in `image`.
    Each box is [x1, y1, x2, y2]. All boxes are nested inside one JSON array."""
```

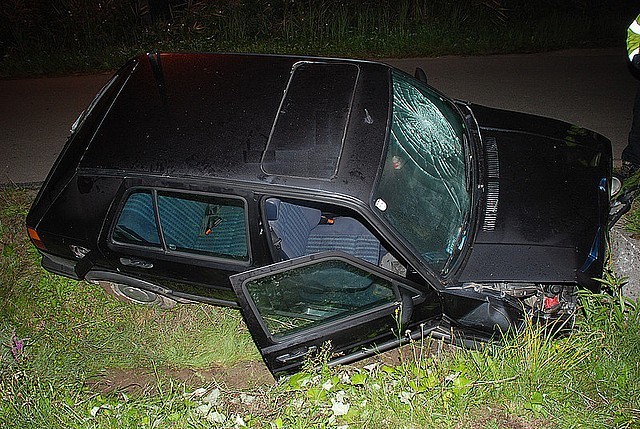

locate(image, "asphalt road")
[[0, 48, 637, 185]]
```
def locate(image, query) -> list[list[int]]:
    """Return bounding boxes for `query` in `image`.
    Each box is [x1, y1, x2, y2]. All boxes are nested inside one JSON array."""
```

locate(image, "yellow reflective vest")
[[628, 14, 640, 61]]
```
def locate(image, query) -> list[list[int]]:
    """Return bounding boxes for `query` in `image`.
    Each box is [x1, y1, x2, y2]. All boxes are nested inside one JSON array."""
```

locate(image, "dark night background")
[[0, 0, 638, 77]]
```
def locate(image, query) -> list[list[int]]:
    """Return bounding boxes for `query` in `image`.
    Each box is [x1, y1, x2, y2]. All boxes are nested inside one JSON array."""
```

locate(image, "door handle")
[[275, 346, 317, 364], [119, 257, 153, 269]]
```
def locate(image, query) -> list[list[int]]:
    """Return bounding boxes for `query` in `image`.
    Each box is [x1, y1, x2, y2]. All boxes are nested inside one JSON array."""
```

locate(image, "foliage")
[[582, 267, 638, 331], [0, 0, 637, 77], [264, 306, 639, 428], [626, 200, 640, 235], [620, 170, 640, 235]]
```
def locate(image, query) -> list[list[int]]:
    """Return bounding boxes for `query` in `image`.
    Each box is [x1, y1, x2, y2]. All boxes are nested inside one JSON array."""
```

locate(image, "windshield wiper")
[[442, 214, 470, 276]]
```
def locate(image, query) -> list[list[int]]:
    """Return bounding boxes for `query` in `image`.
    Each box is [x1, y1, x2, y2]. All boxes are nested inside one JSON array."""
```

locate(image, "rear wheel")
[[99, 281, 178, 309]]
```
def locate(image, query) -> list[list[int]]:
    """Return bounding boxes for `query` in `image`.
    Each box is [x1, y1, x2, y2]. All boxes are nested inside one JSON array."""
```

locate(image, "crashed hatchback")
[[26, 53, 615, 376]]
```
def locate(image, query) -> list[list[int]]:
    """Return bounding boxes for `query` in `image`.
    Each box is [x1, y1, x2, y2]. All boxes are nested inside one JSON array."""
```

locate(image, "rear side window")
[[157, 191, 248, 260], [113, 189, 249, 262], [113, 191, 161, 247]]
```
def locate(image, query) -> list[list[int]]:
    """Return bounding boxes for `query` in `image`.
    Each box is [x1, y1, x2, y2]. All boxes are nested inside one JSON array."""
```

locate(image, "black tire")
[[99, 281, 177, 309]]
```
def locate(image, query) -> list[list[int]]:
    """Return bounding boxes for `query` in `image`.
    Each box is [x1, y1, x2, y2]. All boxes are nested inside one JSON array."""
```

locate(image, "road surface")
[[0, 48, 636, 185]]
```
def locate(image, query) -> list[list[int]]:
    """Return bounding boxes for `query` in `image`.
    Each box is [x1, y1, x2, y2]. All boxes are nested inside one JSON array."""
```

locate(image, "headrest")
[[265, 198, 281, 221]]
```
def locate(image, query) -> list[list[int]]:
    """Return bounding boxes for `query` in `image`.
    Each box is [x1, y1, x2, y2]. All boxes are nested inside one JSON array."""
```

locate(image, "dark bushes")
[[0, 0, 637, 77]]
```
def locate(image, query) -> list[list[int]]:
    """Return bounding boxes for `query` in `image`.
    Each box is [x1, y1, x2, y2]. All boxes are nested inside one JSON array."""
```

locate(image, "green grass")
[[1, 187, 640, 428], [268, 297, 640, 428], [627, 203, 640, 235], [0, 0, 636, 78]]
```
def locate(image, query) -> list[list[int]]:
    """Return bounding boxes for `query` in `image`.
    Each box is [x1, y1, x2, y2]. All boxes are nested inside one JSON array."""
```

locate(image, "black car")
[[26, 53, 616, 375]]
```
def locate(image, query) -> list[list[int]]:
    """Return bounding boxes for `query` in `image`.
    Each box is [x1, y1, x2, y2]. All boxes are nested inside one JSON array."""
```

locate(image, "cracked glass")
[[375, 71, 470, 272]]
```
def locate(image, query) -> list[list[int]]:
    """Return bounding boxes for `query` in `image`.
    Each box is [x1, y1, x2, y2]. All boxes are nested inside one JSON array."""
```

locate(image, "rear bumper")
[[41, 252, 80, 280]]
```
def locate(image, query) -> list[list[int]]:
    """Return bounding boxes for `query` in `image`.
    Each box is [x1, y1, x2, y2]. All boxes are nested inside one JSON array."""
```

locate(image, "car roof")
[[78, 52, 392, 203]]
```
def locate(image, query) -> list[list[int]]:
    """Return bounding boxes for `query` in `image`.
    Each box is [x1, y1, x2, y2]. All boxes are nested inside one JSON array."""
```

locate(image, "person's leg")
[[623, 82, 640, 166]]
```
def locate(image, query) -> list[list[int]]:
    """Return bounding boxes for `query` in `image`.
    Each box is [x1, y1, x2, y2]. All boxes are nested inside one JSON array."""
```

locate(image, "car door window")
[[231, 251, 437, 375], [113, 191, 161, 247], [263, 197, 409, 277], [112, 189, 249, 262], [241, 257, 399, 339], [157, 191, 248, 261]]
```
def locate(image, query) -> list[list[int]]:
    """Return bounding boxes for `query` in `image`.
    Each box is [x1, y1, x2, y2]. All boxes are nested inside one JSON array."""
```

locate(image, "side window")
[[157, 191, 249, 261], [112, 189, 249, 262], [264, 197, 407, 277], [113, 191, 161, 247], [243, 258, 399, 339]]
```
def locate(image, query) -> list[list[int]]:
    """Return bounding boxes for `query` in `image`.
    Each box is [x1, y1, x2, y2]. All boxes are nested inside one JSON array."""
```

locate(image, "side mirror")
[[414, 67, 427, 84]]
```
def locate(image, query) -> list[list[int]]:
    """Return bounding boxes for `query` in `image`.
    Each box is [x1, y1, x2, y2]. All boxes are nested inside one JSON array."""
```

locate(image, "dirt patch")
[[86, 360, 274, 396], [86, 368, 158, 396], [465, 411, 554, 429], [195, 360, 275, 390], [356, 337, 457, 369]]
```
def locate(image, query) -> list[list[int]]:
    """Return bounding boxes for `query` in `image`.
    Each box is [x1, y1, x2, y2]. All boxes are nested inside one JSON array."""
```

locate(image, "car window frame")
[[259, 194, 406, 268], [108, 186, 253, 267], [231, 251, 424, 345]]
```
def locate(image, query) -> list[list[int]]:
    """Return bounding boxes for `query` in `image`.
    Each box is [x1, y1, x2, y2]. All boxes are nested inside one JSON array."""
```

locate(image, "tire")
[[99, 281, 177, 309]]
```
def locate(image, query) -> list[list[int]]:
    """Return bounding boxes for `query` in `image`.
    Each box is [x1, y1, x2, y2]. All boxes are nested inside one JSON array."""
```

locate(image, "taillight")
[[27, 227, 47, 251]]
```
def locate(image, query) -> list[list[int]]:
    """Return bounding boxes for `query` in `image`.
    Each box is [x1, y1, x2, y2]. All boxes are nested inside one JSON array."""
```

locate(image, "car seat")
[[265, 198, 384, 264]]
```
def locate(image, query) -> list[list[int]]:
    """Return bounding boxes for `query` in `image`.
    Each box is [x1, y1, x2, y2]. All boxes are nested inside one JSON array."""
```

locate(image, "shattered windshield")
[[374, 71, 470, 273]]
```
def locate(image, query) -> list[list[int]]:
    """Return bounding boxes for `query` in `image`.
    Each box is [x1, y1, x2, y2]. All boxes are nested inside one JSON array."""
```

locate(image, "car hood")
[[457, 104, 611, 287]]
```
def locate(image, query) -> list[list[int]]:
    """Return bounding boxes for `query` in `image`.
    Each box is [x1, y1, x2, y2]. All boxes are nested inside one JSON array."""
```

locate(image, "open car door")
[[230, 251, 443, 376]]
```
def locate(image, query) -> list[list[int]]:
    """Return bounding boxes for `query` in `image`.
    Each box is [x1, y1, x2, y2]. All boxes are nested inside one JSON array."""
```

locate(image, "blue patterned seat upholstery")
[[306, 217, 382, 264], [267, 198, 383, 264], [267, 199, 321, 258]]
